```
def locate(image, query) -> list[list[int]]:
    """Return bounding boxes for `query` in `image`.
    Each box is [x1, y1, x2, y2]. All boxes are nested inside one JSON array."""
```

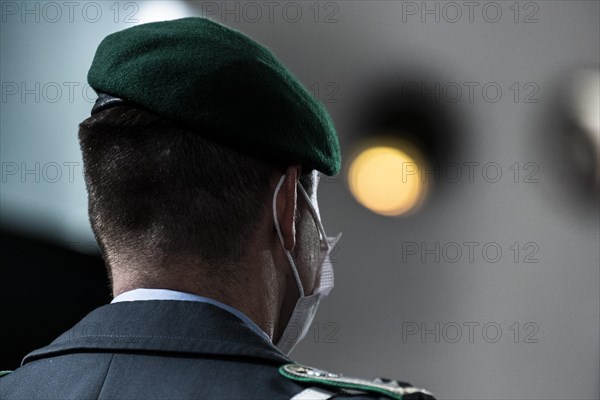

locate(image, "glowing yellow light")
[[348, 146, 426, 216]]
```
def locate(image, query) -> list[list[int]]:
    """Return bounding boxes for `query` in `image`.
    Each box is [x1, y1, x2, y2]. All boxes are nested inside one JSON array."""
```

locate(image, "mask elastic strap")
[[296, 183, 329, 246], [296, 180, 341, 293], [273, 175, 305, 297]]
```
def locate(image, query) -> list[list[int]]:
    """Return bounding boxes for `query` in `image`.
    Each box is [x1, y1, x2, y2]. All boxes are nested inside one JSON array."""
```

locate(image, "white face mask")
[[272, 174, 342, 355]]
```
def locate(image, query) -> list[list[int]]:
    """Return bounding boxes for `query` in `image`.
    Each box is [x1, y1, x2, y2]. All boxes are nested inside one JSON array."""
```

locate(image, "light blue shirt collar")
[[111, 288, 271, 343]]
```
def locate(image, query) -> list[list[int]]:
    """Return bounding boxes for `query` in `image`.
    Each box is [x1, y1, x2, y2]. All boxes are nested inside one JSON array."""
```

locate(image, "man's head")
[[79, 104, 326, 343], [81, 17, 340, 346]]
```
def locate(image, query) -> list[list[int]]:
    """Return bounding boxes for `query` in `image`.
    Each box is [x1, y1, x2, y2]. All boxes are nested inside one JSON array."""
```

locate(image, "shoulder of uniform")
[[279, 363, 436, 400], [0, 370, 12, 378]]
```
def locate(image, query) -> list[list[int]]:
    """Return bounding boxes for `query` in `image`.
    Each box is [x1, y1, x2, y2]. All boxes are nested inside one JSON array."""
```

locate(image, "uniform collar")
[[21, 300, 292, 367], [111, 288, 272, 342]]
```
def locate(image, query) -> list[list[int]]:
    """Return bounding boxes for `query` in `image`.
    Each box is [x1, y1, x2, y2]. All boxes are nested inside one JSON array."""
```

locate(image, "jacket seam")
[[96, 353, 115, 399]]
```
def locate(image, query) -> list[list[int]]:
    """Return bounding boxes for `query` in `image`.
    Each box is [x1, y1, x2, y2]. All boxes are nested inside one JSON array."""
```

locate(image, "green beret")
[[87, 17, 341, 176]]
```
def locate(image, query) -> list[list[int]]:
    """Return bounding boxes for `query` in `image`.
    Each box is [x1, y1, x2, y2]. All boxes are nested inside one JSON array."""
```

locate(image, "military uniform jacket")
[[0, 300, 435, 399]]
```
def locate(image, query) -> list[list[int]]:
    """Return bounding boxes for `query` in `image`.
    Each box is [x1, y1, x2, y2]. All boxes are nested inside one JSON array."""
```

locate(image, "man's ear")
[[276, 165, 301, 251]]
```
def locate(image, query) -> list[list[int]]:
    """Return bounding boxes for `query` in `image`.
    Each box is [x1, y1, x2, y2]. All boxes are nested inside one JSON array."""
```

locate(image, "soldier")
[[0, 17, 435, 400]]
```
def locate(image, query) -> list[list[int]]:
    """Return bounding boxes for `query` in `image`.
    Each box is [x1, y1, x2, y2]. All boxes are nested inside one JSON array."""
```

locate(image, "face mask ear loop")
[[297, 182, 328, 248], [297, 182, 342, 293], [273, 175, 305, 297]]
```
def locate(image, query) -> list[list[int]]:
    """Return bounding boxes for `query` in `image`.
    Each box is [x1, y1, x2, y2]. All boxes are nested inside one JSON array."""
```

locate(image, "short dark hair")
[[78, 106, 313, 278]]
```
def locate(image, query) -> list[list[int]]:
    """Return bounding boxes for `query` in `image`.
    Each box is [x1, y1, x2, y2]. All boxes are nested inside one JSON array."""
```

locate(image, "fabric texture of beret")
[[87, 17, 341, 176]]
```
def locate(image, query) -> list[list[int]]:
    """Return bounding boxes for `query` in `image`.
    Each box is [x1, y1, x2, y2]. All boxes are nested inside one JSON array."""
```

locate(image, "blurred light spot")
[[571, 69, 600, 144], [567, 68, 600, 187], [136, 1, 192, 24], [348, 145, 426, 216]]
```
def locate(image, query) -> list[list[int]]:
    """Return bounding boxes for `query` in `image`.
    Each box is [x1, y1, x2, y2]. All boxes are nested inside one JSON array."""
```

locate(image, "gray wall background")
[[1, 1, 598, 399]]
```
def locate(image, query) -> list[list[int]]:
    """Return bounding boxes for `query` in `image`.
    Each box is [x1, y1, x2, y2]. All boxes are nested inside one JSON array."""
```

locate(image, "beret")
[[87, 17, 340, 176]]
